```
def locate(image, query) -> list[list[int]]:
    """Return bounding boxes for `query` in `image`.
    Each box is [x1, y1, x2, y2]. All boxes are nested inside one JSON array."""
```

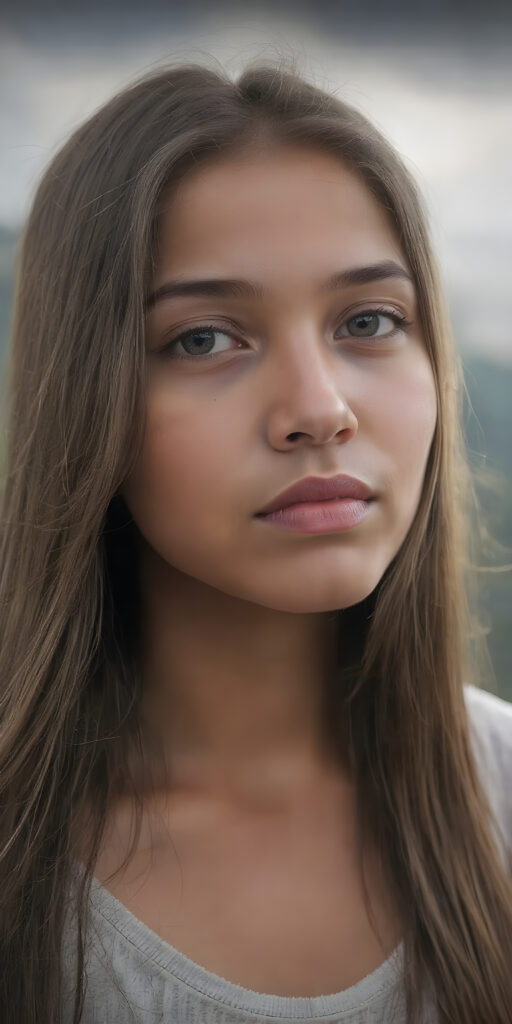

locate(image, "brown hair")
[[1, 56, 511, 1023]]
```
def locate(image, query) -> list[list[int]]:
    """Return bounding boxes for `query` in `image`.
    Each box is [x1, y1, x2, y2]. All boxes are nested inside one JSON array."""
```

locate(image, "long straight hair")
[[0, 57, 511, 1023]]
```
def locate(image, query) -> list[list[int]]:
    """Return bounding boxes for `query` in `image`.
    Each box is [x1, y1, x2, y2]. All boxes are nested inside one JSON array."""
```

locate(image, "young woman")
[[0, 58, 511, 1024]]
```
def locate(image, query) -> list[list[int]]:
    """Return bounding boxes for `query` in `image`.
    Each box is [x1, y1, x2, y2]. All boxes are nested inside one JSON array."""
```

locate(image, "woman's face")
[[123, 145, 437, 613]]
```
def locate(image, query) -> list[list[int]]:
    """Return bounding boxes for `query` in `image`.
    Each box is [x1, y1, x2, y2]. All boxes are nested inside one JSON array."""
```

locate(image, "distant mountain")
[[0, 225, 510, 699]]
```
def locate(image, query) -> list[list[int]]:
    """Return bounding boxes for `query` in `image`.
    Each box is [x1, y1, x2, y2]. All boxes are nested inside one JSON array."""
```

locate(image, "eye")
[[157, 307, 414, 363], [337, 306, 413, 340], [160, 324, 243, 361]]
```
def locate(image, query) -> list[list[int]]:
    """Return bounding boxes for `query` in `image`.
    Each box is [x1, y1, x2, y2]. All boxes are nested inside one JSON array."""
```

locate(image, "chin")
[[254, 578, 382, 615]]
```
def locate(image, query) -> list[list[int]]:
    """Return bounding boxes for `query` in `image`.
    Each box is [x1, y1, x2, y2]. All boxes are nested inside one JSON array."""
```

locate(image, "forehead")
[[154, 146, 405, 283]]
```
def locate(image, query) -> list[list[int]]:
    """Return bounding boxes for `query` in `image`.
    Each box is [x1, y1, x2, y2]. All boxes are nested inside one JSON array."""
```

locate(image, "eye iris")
[[182, 329, 216, 355], [350, 313, 380, 336]]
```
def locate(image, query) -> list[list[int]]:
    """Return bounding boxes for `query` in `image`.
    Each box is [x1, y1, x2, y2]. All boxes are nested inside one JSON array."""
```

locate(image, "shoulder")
[[463, 684, 512, 760], [463, 684, 512, 864]]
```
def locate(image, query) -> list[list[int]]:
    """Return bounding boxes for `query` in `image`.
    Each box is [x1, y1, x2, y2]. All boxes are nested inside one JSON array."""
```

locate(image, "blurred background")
[[1, 0, 511, 699]]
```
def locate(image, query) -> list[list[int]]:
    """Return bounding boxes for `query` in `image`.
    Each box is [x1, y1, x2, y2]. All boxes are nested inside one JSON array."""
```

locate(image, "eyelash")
[[160, 306, 414, 362]]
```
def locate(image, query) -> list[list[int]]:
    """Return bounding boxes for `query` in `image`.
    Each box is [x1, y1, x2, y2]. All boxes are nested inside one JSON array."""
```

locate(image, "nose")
[[265, 338, 359, 451]]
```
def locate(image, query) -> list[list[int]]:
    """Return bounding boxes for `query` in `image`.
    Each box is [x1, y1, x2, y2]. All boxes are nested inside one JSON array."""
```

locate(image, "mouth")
[[255, 473, 375, 517], [254, 496, 374, 534]]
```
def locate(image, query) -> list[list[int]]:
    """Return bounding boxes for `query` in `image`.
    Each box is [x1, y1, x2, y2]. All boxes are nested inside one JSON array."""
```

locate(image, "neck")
[[134, 541, 344, 808]]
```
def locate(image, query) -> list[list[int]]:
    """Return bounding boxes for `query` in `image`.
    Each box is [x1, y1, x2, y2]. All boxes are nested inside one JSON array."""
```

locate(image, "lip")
[[255, 474, 375, 516]]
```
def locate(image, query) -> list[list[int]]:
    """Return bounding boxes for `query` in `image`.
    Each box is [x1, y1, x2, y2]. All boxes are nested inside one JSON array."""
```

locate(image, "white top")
[[63, 684, 512, 1023]]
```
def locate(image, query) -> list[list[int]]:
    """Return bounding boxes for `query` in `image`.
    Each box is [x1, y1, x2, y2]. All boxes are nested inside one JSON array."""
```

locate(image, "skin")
[[121, 144, 438, 813]]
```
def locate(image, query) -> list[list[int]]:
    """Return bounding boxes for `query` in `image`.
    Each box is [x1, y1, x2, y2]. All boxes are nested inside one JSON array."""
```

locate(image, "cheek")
[[391, 375, 436, 458], [372, 353, 437, 512], [122, 385, 239, 549]]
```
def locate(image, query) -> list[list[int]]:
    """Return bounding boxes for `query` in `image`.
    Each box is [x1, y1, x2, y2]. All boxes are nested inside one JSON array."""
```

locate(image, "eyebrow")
[[145, 259, 414, 312]]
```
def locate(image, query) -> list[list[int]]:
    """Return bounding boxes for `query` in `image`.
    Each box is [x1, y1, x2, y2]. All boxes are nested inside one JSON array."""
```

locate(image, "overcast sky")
[[1, 3, 511, 363]]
